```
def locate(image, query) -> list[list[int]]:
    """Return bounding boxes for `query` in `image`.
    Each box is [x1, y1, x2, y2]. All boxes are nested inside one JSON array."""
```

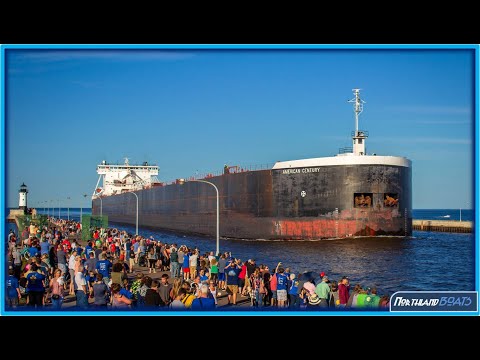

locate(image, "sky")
[[3, 48, 475, 209]]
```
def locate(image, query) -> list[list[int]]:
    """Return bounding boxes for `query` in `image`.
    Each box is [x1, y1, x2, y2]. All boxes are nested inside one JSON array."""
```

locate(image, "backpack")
[[170, 250, 178, 262]]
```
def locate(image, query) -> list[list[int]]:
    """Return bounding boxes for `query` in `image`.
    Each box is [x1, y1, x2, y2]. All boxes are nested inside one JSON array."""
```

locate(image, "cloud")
[[9, 50, 196, 64], [386, 105, 471, 116]]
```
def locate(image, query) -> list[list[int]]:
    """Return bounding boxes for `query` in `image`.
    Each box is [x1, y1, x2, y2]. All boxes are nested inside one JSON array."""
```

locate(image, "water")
[[413, 209, 474, 222], [24, 208, 476, 295]]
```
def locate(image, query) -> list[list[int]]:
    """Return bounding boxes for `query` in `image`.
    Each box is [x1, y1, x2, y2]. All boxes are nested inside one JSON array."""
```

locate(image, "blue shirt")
[[6, 275, 19, 298], [86, 274, 96, 285], [119, 288, 133, 299], [26, 272, 46, 292], [200, 275, 208, 282], [85, 246, 94, 257], [133, 242, 140, 253], [40, 241, 50, 255], [183, 254, 190, 268], [289, 279, 299, 295], [28, 247, 40, 258], [191, 296, 216, 310], [225, 266, 240, 286], [96, 259, 112, 278], [276, 273, 288, 291]]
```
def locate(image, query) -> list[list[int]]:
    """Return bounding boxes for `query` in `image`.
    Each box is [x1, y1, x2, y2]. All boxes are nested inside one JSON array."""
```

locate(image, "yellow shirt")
[[182, 293, 196, 308]]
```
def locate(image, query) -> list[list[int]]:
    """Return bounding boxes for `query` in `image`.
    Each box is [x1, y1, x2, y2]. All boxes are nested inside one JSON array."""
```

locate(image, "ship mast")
[[348, 89, 368, 156]]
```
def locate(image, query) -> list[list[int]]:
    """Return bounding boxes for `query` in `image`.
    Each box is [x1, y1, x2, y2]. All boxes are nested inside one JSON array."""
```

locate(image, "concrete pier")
[[412, 220, 472, 233]]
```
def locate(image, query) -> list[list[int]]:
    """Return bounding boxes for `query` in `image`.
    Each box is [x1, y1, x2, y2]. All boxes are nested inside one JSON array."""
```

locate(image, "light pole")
[[130, 192, 139, 236], [67, 197, 71, 221], [179, 178, 220, 256]]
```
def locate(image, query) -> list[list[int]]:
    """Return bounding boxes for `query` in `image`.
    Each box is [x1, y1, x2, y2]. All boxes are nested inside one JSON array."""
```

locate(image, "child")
[[208, 280, 218, 305], [119, 278, 133, 299], [129, 247, 135, 273], [288, 273, 300, 308], [86, 270, 96, 296], [199, 268, 209, 283], [209, 258, 218, 284]]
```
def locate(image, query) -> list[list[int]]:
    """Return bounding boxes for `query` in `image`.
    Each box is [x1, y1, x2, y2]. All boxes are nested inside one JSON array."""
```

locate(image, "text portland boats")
[[92, 89, 412, 240]]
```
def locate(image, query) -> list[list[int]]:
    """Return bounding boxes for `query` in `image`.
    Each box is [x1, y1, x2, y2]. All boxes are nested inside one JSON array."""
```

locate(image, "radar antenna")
[[348, 88, 366, 135]]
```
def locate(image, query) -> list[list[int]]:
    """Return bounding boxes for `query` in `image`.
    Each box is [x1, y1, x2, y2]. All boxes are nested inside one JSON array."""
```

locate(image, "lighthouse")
[[19, 183, 28, 214]]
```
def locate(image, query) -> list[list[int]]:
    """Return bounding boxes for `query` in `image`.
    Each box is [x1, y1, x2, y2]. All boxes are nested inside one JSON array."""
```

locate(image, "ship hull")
[[92, 163, 412, 240]]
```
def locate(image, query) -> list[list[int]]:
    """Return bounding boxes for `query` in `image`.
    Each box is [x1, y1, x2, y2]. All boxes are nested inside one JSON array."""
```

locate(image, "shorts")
[[189, 266, 196, 275], [218, 272, 225, 281], [227, 285, 239, 295], [58, 263, 67, 275], [277, 289, 287, 301], [69, 269, 75, 282], [239, 278, 245, 288], [272, 290, 277, 300], [183, 267, 190, 273]]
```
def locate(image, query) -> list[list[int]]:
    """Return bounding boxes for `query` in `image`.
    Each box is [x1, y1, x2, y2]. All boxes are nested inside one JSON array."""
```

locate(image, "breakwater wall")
[[412, 220, 472, 233]]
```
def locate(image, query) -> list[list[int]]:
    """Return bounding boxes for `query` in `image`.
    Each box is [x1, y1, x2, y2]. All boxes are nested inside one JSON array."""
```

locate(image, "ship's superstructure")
[[92, 158, 159, 197]]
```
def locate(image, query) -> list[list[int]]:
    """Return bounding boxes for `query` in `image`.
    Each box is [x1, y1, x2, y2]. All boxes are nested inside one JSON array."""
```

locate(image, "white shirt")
[[13, 250, 22, 265], [189, 254, 198, 267], [68, 255, 76, 270], [170, 299, 186, 309], [210, 288, 217, 305], [74, 272, 87, 292]]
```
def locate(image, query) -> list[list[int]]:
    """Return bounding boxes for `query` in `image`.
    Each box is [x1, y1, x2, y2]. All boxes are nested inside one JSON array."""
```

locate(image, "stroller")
[[138, 253, 147, 267]]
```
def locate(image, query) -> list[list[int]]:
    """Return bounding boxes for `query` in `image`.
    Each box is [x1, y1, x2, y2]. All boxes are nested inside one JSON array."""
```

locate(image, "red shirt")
[[338, 283, 350, 304], [62, 239, 71, 250], [239, 264, 247, 279]]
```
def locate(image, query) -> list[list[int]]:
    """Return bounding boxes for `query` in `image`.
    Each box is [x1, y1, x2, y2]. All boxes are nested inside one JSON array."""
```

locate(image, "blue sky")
[[4, 48, 475, 209]]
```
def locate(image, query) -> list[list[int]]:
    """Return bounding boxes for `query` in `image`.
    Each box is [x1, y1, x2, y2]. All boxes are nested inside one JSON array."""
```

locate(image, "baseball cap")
[[320, 272, 325, 277]]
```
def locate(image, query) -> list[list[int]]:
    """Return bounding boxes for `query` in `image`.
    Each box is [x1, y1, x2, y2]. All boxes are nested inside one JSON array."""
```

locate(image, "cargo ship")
[[92, 89, 412, 240]]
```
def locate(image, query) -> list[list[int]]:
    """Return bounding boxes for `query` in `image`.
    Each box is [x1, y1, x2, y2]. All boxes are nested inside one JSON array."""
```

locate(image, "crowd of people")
[[6, 217, 391, 311]]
